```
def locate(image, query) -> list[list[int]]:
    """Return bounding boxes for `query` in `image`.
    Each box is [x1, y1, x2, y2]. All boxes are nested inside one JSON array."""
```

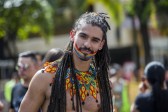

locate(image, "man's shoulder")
[[135, 92, 151, 104], [32, 61, 60, 86], [42, 61, 60, 74]]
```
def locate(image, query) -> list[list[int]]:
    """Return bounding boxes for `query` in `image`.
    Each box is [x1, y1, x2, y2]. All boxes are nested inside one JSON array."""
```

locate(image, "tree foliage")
[[0, 0, 53, 40], [47, 0, 86, 35], [127, 0, 153, 65], [99, 0, 124, 26], [0, 0, 88, 59], [154, 0, 168, 36], [0, 0, 53, 58]]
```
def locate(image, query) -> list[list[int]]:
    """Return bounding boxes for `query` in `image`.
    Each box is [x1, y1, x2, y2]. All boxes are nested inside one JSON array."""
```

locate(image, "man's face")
[[16, 57, 37, 80], [70, 23, 104, 61]]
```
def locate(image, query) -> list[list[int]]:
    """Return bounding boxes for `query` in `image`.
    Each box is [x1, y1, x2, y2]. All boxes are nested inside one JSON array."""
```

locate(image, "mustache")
[[79, 47, 94, 53]]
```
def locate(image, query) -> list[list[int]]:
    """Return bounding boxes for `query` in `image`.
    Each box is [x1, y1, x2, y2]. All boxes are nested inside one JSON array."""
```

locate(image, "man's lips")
[[80, 49, 92, 55]]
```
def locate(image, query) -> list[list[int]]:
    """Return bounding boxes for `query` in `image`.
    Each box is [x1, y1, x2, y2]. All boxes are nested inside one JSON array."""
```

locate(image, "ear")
[[70, 30, 75, 41], [99, 39, 105, 50]]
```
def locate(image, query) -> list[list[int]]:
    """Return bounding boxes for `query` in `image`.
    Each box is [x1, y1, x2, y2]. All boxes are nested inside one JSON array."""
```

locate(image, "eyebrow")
[[79, 32, 87, 37]]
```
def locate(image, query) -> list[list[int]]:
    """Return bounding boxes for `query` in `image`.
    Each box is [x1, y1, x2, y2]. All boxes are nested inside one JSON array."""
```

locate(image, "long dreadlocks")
[[47, 12, 113, 112]]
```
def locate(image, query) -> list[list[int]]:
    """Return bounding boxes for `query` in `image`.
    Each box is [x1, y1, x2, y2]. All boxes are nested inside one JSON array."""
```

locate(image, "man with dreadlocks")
[[19, 12, 113, 112]]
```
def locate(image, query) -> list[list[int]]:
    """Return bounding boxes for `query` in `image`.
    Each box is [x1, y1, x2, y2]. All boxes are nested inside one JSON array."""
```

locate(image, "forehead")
[[18, 57, 33, 64], [76, 22, 103, 39]]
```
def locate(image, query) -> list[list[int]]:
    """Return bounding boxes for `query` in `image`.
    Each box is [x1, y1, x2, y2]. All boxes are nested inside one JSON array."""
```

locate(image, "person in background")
[[138, 75, 149, 94], [165, 67, 168, 85], [19, 12, 113, 112], [9, 51, 39, 112], [35, 52, 43, 69], [109, 63, 130, 112], [0, 100, 4, 112], [4, 72, 20, 103], [41, 48, 64, 72], [131, 61, 168, 112], [42, 48, 64, 64]]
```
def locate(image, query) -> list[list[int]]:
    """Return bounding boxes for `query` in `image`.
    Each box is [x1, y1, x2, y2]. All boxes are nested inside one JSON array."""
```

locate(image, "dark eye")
[[92, 39, 100, 43]]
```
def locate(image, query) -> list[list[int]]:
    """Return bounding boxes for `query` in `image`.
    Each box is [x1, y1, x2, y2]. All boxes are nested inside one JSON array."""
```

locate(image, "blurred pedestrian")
[[35, 51, 43, 69], [165, 67, 168, 84], [109, 63, 130, 112], [0, 100, 4, 112], [9, 51, 39, 112], [42, 48, 64, 64], [4, 72, 20, 103], [131, 61, 168, 112]]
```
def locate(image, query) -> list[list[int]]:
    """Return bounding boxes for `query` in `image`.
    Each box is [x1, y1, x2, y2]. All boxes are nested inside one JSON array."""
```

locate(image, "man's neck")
[[73, 53, 92, 72], [21, 79, 31, 87]]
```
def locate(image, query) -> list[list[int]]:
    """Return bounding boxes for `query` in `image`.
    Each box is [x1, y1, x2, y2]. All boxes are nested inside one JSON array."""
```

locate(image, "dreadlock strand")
[[74, 12, 111, 34], [59, 51, 70, 112], [47, 45, 71, 112], [70, 56, 82, 112], [95, 33, 113, 111], [59, 52, 70, 112], [68, 41, 76, 111], [47, 65, 61, 111], [69, 41, 83, 112]]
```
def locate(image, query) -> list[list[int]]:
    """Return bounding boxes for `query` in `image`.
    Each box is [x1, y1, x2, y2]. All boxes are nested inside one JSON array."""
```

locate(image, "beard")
[[73, 43, 96, 61]]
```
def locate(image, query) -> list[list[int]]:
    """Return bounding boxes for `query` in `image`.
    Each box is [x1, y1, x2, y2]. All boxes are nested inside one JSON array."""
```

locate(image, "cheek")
[[92, 48, 98, 53], [30, 66, 36, 72], [74, 38, 82, 48], [92, 44, 102, 52]]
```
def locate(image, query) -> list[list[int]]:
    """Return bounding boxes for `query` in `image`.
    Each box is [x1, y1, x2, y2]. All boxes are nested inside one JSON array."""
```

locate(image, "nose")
[[18, 68, 25, 73], [84, 40, 91, 48], [18, 69, 24, 76]]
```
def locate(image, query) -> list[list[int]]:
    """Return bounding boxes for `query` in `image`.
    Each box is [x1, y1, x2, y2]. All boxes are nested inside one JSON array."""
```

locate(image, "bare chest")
[[66, 90, 100, 112], [45, 87, 100, 112]]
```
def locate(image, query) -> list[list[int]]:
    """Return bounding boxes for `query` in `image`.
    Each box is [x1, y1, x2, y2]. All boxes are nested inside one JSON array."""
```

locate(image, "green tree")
[[0, 0, 53, 59], [84, 0, 152, 66], [99, 0, 124, 43], [127, 0, 168, 65], [135, 0, 154, 65], [125, 0, 154, 65], [84, 0, 124, 43], [47, 0, 86, 35], [84, 0, 139, 68], [154, 0, 168, 36]]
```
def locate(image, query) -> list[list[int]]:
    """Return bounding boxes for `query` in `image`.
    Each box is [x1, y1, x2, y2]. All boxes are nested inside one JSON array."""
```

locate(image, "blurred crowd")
[[0, 48, 64, 112], [108, 61, 168, 112], [1, 49, 168, 112]]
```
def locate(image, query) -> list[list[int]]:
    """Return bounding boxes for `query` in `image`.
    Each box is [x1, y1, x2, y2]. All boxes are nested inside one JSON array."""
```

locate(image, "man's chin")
[[79, 57, 90, 61], [78, 55, 92, 61], [19, 74, 26, 77], [74, 48, 93, 61]]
